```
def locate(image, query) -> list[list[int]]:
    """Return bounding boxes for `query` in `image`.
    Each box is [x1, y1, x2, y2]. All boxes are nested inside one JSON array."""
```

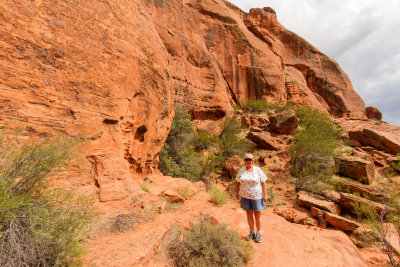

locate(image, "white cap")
[[244, 153, 254, 160]]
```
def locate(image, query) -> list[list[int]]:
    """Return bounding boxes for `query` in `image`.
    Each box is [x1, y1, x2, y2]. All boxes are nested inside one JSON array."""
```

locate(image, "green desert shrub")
[[160, 108, 251, 183], [352, 190, 400, 266], [293, 107, 343, 156], [167, 216, 252, 267], [219, 117, 252, 159], [391, 154, 400, 172], [265, 184, 285, 207], [0, 132, 93, 266], [177, 186, 196, 200], [159, 107, 204, 181], [140, 182, 150, 193], [207, 185, 227, 206], [241, 99, 290, 113], [290, 107, 342, 193], [194, 130, 220, 151], [107, 214, 139, 233]]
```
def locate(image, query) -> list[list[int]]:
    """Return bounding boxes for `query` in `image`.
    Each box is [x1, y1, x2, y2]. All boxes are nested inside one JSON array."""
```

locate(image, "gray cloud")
[[228, 0, 400, 126]]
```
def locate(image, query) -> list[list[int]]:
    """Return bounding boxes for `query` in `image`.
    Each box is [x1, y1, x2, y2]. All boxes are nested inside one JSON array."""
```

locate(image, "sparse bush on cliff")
[[207, 185, 227, 206], [166, 216, 252, 267], [140, 182, 150, 193], [241, 99, 292, 113], [352, 190, 400, 267], [290, 107, 342, 193], [391, 154, 400, 172], [177, 186, 196, 200], [0, 132, 93, 266], [220, 117, 252, 159], [159, 107, 251, 183], [159, 107, 204, 181]]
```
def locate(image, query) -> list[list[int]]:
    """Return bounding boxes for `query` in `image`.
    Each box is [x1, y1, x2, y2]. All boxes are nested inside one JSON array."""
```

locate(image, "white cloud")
[[228, 0, 400, 126]]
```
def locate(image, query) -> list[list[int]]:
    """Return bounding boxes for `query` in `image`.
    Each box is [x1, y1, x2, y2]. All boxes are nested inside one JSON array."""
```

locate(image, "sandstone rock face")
[[152, 0, 366, 121], [243, 7, 366, 119], [296, 191, 341, 215], [311, 207, 360, 231], [268, 109, 298, 135], [0, 0, 174, 201], [366, 107, 382, 121], [0, 0, 372, 202], [335, 156, 375, 184]]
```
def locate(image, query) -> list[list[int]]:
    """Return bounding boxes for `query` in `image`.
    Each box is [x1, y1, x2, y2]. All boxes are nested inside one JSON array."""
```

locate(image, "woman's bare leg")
[[254, 211, 261, 232], [246, 210, 254, 231]]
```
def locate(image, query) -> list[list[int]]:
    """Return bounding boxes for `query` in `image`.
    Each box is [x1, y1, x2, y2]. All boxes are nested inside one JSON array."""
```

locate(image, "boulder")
[[366, 107, 382, 121], [321, 190, 341, 203], [268, 162, 284, 172], [250, 126, 263, 132], [273, 207, 317, 226], [305, 217, 319, 227], [224, 155, 244, 177], [268, 109, 298, 135], [335, 156, 375, 184], [352, 149, 376, 164], [349, 129, 400, 155], [338, 192, 392, 216], [247, 131, 280, 150], [293, 213, 308, 224], [241, 115, 252, 128], [98, 181, 129, 202], [296, 191, 341, 215], [256, 116, 268, 125], [335, 178, 387, 201], [160, 190, 185, 203], [311, 207, 360, 231], [273, 207, 296, 222]]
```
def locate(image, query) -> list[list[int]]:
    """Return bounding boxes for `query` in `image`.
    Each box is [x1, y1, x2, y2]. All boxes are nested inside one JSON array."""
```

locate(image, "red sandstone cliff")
[[0, 0, 369, 201]]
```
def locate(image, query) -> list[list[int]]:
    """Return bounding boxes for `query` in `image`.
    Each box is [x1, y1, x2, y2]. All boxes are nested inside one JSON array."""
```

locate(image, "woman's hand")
[[261, 182, 267, 203], [236, 182, 240, 200]]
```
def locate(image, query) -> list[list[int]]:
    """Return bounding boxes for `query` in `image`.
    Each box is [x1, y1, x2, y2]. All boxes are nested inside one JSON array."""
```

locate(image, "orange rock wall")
[[0, 0, 174, 201], [153, 1, 367, 121], [0, 0, 367, 201]]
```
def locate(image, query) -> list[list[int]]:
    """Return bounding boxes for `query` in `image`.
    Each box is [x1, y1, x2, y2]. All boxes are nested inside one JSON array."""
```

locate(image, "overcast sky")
[[228, 0, 400, 126]]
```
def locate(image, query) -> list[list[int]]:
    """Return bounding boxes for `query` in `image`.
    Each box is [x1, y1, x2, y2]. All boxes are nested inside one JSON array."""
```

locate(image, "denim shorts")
[[241, 197, 266, 211]]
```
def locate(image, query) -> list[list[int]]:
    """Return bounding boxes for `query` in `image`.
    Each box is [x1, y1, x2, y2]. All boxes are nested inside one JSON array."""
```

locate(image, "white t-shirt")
[[235, 166, 268, 200]]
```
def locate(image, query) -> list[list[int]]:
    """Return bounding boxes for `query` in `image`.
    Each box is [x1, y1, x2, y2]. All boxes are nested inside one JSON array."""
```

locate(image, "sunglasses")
[[244, 159, 252, 161]]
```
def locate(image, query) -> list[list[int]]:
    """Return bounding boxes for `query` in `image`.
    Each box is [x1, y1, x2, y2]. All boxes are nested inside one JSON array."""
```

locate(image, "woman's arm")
[[236, 182, 240, 200], [261, 182, 267, 202]]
